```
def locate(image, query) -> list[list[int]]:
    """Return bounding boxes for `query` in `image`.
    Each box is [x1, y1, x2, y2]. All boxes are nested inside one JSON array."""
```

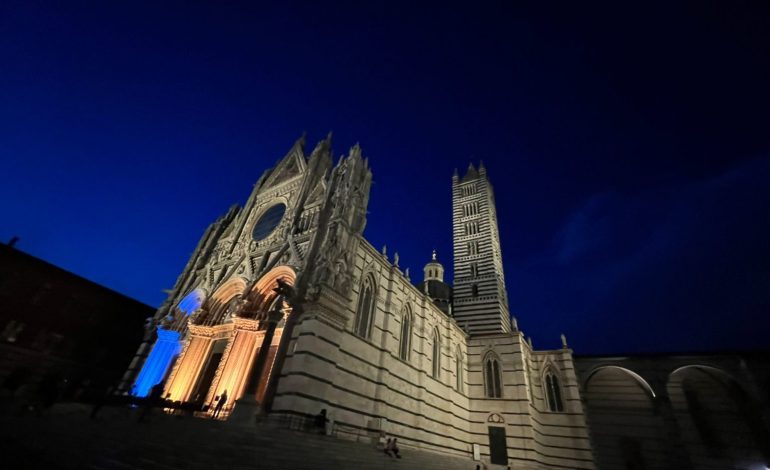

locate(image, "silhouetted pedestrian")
[[212, 390, 228, 419], [384, 437, 401, 458], [39, 373, 60, 411], [138, 381, 164, 422], [314, 408, 328, 434], [90, 385, 114, 420]]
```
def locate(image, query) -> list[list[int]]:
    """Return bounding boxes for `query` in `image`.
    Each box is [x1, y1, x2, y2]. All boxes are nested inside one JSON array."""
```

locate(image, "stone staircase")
[[1, 405, 484, 470]]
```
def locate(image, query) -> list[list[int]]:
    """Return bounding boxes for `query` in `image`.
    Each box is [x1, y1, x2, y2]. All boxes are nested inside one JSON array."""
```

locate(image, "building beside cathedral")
[[121, 136, 769, 470], [0, 243, 151, 399]]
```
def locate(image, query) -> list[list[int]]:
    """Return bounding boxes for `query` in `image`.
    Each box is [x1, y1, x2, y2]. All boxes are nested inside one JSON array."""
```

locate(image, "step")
[[1, 407, 481, 470]]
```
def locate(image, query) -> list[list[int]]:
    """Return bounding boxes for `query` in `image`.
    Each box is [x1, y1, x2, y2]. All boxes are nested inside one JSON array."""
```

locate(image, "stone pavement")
[[0, 404, 484, 470]]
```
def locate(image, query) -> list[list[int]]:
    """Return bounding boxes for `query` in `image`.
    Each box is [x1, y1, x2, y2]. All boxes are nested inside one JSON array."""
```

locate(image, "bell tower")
[[451, 162, 511, 335]]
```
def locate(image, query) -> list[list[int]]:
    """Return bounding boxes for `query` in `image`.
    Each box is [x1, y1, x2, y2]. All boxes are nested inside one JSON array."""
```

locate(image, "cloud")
[[521, 155, 770, 353]]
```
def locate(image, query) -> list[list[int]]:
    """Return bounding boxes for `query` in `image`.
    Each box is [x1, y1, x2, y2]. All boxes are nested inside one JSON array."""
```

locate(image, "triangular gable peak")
[[305, 178, 327, 205], [263, 135, 308, 189]]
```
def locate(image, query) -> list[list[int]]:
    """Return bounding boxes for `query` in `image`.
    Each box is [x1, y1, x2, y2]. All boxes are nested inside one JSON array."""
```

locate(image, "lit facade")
[[121, 136, 770, 469]]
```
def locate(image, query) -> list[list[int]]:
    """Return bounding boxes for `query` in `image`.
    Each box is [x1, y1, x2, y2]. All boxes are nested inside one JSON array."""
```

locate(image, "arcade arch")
[[667, 365, 769, 468], [584, 366, 667, 470]]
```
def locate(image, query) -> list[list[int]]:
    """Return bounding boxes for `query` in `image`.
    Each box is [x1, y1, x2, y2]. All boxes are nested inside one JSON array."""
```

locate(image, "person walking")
[[138, 381, 164, 422], [212, 390, 228, 419], [314, 409, 329, 434], [90, 385, 114, 420]]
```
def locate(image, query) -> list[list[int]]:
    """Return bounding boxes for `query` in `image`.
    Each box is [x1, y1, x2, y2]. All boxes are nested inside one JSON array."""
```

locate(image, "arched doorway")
[[204, 266, 296, 414], [164, 278, 247, 402]]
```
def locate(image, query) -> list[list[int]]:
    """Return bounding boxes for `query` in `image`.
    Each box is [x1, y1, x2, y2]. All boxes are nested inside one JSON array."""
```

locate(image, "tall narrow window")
[[472, 284, 479, 297], [455, 349, 463, 392], [431, 328, 441, 379], [354, 275, 376, 338], [399, 308, 412, 361], [545, 372, 564, 412], [484, 355, 502, 398]]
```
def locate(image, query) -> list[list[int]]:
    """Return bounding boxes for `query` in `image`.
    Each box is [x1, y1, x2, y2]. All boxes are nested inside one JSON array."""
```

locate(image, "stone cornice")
[[233, 317, 260, 331]]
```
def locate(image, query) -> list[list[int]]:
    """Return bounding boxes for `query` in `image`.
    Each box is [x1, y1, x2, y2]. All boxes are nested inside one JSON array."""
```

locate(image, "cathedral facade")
[[119, 135, 599, 469]]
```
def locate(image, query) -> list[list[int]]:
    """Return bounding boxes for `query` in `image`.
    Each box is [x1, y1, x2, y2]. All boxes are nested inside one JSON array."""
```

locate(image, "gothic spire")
[[311, 132, 333, 155], [462, 162, 479, 181]]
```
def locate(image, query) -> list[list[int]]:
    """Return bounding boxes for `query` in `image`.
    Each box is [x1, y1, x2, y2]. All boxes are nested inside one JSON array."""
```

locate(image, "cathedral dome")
[[417, 250, 453, 316], [423, 249, 445, 282]]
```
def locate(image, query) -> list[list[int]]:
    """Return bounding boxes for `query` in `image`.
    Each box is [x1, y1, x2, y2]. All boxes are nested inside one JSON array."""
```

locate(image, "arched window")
[[484, 354, 502, 398], [431, 328, 441, 379], [354, 275, 376, 338], [455, 348, 463, 392], [399, 307, 412, 361], [545, 371, 564, 412]]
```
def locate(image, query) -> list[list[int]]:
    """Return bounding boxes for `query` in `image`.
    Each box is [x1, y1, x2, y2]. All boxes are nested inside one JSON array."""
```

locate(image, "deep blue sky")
[[2, 1, 769, 354]]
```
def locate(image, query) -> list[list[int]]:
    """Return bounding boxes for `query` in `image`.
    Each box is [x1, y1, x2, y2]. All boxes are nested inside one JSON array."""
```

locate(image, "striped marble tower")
[[451, 162, 511, 335]]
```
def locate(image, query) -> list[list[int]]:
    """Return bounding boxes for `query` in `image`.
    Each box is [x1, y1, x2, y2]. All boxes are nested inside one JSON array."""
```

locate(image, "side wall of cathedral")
[[273, 237, 595, 469], [273, 239, 474, 455]]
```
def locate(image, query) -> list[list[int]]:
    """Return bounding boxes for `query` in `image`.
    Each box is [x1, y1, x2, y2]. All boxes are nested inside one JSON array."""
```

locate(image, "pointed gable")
[[305, 178, 327, 204], [263, 135, 307, 189]]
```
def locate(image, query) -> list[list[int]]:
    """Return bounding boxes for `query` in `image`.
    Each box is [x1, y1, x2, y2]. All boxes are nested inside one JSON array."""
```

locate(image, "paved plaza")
[[0, 403, 485, 470]]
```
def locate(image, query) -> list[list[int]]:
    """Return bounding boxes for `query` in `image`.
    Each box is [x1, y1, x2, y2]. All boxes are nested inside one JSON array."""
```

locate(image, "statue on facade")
[[142, 317, 156, 341], [274, 278, 295, 299]]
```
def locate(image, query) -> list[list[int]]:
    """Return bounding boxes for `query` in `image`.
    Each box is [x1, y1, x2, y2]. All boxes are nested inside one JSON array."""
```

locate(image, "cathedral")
[[120, 135, 769, 470]]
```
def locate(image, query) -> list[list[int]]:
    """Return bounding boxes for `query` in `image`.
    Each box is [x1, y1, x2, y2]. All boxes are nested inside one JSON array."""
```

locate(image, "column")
[[205, 318, 260, 406], [164, 329, 214, 402], [132, 328, 182, 397]]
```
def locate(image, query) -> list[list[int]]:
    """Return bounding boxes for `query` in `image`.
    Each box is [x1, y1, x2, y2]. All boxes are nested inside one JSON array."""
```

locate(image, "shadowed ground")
[[0, 403, 485, 470]]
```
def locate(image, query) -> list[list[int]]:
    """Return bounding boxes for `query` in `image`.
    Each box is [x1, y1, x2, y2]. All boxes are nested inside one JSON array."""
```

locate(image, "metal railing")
[[263, 413, 370, 444]]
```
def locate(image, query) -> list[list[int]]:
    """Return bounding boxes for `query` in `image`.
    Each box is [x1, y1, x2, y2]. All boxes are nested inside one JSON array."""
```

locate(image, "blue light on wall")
[[133, 328, 181, 397], [178, 289, 205, 316], [133, 289, 205, 396]]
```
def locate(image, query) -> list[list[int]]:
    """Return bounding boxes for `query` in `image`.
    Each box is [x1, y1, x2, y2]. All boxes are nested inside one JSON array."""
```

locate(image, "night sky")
[[2, 1, 769, 355]]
